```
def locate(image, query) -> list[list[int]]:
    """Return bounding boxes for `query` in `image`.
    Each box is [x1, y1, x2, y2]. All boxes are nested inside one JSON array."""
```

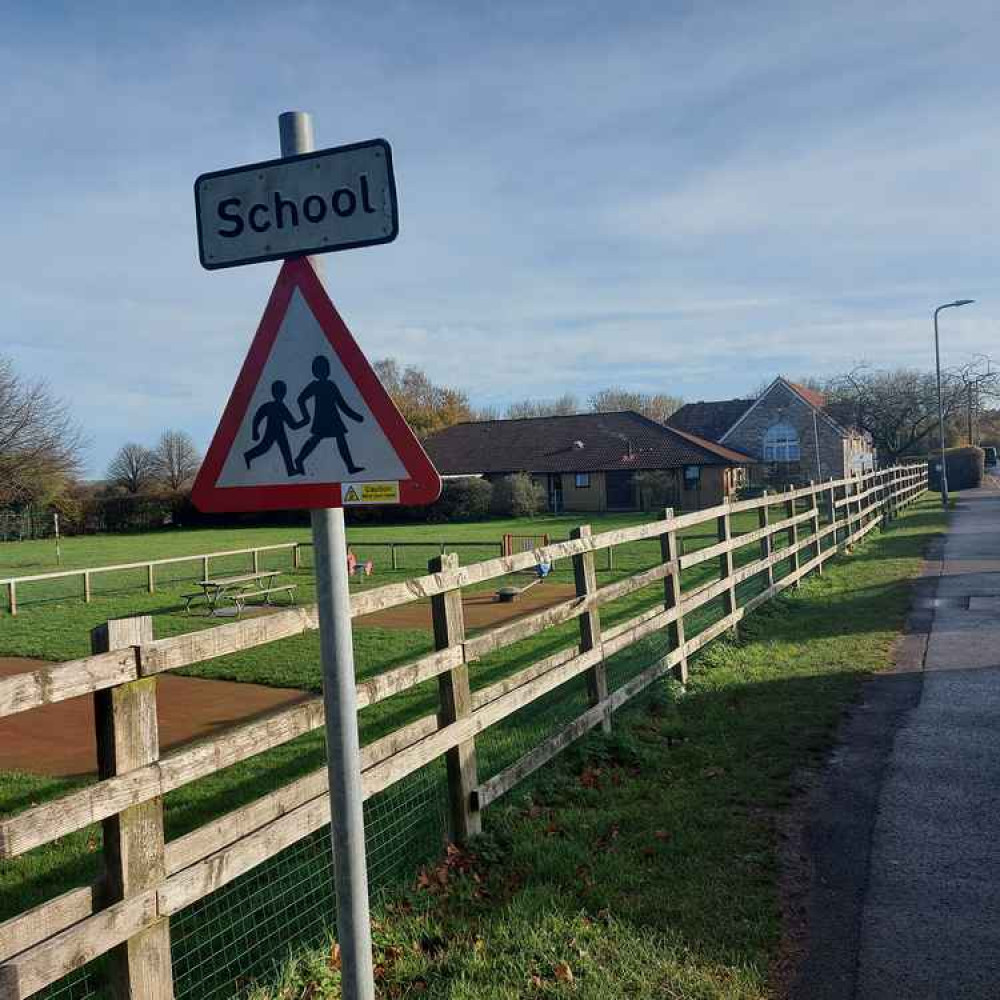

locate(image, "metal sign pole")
[[279, 110, 375, 1000]]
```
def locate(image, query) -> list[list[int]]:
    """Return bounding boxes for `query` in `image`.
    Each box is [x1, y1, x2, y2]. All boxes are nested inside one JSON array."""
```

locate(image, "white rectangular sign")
[[195, 139, 398, 270]]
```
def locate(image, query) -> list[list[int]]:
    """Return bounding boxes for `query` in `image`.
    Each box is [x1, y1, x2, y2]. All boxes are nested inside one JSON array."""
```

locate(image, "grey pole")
[[280, 110, 376, 1000], [933, 299, 975, 509], [934, 307, 949, 507]]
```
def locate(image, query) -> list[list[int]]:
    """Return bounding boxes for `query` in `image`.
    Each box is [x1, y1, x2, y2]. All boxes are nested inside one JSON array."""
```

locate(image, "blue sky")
[[1, 0, 996, 476]]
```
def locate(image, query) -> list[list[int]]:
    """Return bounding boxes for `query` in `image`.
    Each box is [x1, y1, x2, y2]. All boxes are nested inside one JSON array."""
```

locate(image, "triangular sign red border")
[[191, 258, 442, 512]]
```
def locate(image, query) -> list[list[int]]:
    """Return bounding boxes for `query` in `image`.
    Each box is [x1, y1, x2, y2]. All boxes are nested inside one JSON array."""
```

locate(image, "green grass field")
[[0, 497, 929, 1000]]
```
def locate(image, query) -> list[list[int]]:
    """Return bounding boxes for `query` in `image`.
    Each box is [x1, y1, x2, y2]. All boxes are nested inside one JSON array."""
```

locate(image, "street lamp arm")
[[932, 297, 976, 508]]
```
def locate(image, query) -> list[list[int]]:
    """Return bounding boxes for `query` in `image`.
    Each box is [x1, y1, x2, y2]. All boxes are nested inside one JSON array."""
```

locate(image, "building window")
[[575, 472, 590, 488], [683, 465, 701, 488], [763, 423, 801, 462]]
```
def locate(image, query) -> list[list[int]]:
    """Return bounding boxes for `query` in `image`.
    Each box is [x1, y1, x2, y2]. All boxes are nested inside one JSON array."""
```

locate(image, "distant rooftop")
[[423, 410, 752, 476]]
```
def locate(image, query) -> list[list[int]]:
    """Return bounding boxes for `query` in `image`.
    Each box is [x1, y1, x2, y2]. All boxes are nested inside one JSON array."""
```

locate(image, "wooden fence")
[[1, 539, 505, 615], [0, 465, 927, 999]]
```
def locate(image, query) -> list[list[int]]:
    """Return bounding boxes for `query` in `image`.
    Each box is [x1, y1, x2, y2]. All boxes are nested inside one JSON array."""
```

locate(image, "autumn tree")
[[152, 430, 201, 492], [588, 387, 684, 424], [373, 358, 472, 438], [0, 355, 85, 508], [107, 443, 158, 494]]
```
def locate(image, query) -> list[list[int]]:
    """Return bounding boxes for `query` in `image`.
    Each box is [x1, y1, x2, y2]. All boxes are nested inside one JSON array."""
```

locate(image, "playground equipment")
[[496, 535, 552, 602]]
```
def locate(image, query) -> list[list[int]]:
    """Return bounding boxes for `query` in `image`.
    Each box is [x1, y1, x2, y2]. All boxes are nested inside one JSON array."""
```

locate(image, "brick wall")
[[723, 381, 846, 482]]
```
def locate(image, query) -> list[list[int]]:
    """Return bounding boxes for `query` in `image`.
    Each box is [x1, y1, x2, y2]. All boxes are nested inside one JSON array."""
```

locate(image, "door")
[[605, 471, 636, 509], [548, 474, 563, 513]]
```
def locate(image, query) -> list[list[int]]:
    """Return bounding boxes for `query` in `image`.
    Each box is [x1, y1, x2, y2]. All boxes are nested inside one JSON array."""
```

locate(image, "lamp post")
[[934, 298, 975, 507]]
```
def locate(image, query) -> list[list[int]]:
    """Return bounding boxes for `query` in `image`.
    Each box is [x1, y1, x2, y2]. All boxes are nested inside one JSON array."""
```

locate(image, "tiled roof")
[[666, 399, 754, 442], [785, 381, 827, 409], [423, 411, 753, 476]]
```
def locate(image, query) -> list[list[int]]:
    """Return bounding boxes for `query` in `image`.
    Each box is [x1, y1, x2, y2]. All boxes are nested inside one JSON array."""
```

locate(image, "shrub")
[[635, 470, 679, 512], [491, 473, 546, 517], [434, 477, 493, 521]]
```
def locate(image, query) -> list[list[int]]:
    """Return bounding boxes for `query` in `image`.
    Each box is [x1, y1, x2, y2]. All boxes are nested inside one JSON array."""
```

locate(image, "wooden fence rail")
[[0, 464, 928, 999], [1, 539, 509, 615]]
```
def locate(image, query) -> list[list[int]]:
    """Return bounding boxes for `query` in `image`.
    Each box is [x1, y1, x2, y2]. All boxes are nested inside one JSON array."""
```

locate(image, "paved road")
[[796, 484, 1000, 999]]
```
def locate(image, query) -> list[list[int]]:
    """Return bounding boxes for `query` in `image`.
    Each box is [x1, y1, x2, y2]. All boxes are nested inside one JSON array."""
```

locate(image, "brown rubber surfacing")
[[355, 580, 577, 631], [0, 657, 311, 778]]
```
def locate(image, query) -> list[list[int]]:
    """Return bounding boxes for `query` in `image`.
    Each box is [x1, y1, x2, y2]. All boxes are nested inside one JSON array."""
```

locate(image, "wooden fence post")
[[758, 490, 774, 588], [808, 481, 823, 574], [391, 544, 398, 571], [147, 563, 155, 595], [252, 549, 260, 573], [827, 477, 838, 548], [91, 615, 173, 1000], [660, 509, 688, 684], [8, 580, 16, 616], [84, 571, 92, 603], [293, 543, 301, 570], [786, 489, 801, 587], [841, 480, 853, 550], [202, 556, 209, 582], [570, 525, 611, 733], [717, 504, 737, 626], [428, 553, 480, 841]]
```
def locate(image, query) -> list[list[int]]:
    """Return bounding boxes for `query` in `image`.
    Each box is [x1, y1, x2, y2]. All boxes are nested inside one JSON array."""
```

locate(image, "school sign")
[[195, 139, 399, 270], [190, 257, 440, 512]]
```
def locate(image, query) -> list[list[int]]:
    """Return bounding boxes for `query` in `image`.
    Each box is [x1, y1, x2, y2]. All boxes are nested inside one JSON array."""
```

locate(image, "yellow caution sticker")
[[341, 481, 400, 505]]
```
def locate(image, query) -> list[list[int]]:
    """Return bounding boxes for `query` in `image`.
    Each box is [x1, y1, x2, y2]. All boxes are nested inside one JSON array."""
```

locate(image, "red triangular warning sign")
[[191, 258, 442, 512]]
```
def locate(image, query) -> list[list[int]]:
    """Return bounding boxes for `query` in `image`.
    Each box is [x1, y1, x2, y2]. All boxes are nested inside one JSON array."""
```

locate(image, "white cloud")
[[0, 0, 997, 473]]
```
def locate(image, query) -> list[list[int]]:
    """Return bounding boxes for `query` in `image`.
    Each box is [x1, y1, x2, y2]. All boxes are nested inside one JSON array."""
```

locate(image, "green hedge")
[[928, 446, 984, 490]]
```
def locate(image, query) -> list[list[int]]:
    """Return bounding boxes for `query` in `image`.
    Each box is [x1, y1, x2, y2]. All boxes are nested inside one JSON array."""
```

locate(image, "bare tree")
[[0, 355, 85, 508], [824, 362, 1000, 460], [589, 387, 684, 424], [107, 443, 158, 494], [505, 394, 580, 418], [152, 430, 201, 492]]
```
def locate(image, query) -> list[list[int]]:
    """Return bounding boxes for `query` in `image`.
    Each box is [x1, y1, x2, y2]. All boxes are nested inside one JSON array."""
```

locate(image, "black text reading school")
[[214, 175, 380, 238]]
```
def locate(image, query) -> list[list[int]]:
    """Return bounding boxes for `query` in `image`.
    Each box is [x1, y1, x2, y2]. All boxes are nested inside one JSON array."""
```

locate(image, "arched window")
[[763, 423, 800, 462]]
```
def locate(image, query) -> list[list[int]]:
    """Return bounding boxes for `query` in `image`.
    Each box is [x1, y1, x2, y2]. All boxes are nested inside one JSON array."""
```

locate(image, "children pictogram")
[[294, 356, 365, 475], [239, 358, 368, 479], [244, 380, 306, 476]]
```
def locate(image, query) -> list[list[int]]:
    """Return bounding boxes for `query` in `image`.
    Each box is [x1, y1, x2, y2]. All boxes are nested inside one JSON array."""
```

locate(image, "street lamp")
[[934, 298, 976, 507]]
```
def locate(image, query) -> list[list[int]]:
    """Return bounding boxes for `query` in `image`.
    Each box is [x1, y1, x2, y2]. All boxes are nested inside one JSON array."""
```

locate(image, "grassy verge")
[[240, 497, 945, 999]]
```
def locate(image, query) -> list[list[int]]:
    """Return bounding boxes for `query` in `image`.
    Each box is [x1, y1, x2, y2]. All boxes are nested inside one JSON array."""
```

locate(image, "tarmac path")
[[795, 484, 1000, 999]]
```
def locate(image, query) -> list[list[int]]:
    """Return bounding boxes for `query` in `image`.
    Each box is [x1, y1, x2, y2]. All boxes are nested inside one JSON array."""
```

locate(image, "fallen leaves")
[[553, 960, 575, 983]]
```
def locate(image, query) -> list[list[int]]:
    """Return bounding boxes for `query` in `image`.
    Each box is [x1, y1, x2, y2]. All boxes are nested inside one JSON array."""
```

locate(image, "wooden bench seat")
[[182, 591, 208, 613], [229, 584, 297, 617]]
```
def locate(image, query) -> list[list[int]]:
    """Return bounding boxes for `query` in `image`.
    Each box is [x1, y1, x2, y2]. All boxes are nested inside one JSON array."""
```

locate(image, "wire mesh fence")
[[168, 758, 450, 1000]]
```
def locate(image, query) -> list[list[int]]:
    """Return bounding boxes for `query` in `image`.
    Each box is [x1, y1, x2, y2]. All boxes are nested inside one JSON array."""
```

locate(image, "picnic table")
[[183, 571, 297, 617]]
